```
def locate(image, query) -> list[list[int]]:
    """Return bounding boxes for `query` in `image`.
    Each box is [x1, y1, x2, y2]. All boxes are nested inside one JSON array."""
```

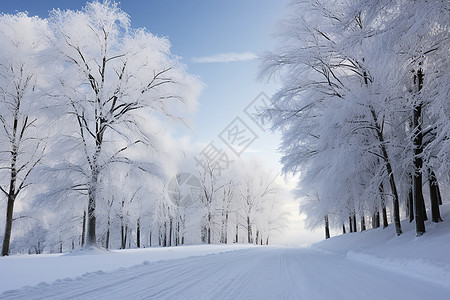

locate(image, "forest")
[[0, 1, 287, 256], [261, 0, 449, 238]]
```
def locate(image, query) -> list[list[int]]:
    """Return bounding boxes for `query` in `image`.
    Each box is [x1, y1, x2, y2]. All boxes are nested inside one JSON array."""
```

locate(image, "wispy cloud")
[[192, 51, 258, 63]]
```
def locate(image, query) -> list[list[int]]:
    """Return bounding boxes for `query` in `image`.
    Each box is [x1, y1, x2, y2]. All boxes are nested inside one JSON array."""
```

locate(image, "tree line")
[[261, 0, 449, 238], [0, 1, 288, 255]]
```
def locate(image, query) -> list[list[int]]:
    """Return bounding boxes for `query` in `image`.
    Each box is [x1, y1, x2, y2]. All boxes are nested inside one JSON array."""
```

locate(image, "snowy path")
[[2, 247, 449, 300]]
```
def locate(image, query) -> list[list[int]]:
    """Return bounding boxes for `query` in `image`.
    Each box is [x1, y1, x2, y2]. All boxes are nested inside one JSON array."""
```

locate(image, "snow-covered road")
[[2, 246, 449, 300]]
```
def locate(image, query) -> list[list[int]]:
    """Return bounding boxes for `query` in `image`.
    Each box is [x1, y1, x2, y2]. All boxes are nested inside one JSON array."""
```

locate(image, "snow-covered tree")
[[0, 13, 50, 256], [45, 1, 201, 247], [261, 0, 449, 237]]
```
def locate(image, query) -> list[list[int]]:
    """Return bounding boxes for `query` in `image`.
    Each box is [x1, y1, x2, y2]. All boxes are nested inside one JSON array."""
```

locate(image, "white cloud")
[[192, 51, 258, 63]]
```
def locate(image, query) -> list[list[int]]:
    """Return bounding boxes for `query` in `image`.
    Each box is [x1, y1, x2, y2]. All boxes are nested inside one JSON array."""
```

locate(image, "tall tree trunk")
[[365, 66, 400, 234], [137, 218, 141, 248], [352, 214, 357, 233], [375, 209, 380, 228], [428, 169, 443, 223], [342, 224, 346, 234], [385, 156, 402, 235], [1, 110, 20, 256], [324, 215, 330, 239], [372, 210, 380, 229], [86, 169, 99, 246], [174, 221, 178, 246], [121, 222, 128, 249], [149, 228, 152, 247], [370, 108, 402, 235], [106, 215, 110, 250], [163, 222, 167, 247], [360, 214, 366, 231], [82, 210, 86, 246], [412, 68, 426, 236], [235, 222, 239, 243], [408, 184, 414, 222], [437, 182, 443, 205], [2, 194, 16, 256], [247, 216, 252, 243], [168, 219, 172, 247], [379, 184, 389, 228], [207, 213, 211, 244], [349, 216, 353, 233], [224, 212, 229, 244]]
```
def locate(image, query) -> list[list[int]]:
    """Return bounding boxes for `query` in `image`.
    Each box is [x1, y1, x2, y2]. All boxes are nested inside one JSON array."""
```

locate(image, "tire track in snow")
[[2, 247, 450, 300]]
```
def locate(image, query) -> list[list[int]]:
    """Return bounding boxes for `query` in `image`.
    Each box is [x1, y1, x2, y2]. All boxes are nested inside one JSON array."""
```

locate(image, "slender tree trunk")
[[137, 218, 141, 248], [121, 222, 128, 249], [207, 213, 211, 244], [1, 110, 21, 256], [352, 214, 357, 233], [168, 219, 172, 247], [412, 68, 426, 236], [163, 222, 167, 247], [360, 215, 366, 231], [349, 216, 353, 233], [364, 68, 400, 234], [342, 224, 346, 234], [106, 216, 110, 250], [379, 184, 389, 228], [1, 194, 16, 256], [247, 216, 252, 243], [324, 215, 330, 239], [370, 108, 402, 235], [82, 210, 86, 246], [428, 169, 443, 223], [375, 211, 380, 228], [224, 212, 229, 244], [235, 222, 239, 243], [174, 221, 178, 246], [385, 159, 402, 235], [149, 228, 152, 247]]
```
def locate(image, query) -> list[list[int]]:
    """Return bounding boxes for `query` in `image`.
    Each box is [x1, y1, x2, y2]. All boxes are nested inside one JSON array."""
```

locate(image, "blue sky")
[[2, 0, 288, 167]]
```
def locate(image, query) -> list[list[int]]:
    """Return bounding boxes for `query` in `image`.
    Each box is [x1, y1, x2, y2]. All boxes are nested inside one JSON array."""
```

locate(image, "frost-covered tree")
[[262, 0, 449, 238], [0, 13, 50, 256], [45, 1, 201, 247]]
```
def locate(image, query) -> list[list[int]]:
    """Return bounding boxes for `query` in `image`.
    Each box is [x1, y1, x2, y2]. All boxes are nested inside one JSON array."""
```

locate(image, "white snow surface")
[[1, 204, 450, 299]]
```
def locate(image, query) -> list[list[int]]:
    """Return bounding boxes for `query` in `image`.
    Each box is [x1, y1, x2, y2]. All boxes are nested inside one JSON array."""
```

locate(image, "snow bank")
[[313, 202, 450, 288], [0, 244, 254, 294]]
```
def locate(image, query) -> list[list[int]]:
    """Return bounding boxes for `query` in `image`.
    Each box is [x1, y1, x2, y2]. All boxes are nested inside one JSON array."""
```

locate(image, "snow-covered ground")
[[1, 204, 450, 299]]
